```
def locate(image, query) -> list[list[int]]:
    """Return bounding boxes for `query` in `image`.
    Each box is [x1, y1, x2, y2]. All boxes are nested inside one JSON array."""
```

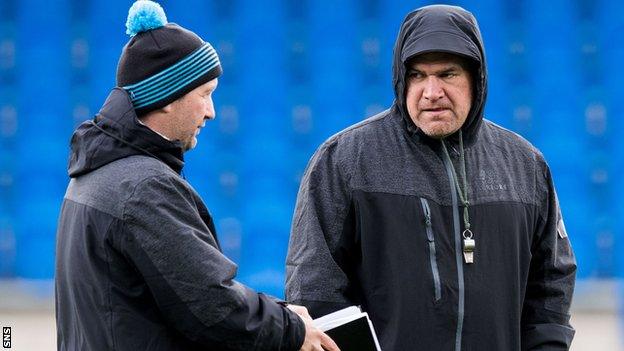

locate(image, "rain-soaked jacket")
[[286, 5, 576, 351], [55, 88, 305, 351]]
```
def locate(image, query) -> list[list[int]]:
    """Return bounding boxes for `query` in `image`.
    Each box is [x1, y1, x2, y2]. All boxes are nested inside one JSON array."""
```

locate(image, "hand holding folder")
[[313, 306, 382, 351], [286, 304, 341, 351]]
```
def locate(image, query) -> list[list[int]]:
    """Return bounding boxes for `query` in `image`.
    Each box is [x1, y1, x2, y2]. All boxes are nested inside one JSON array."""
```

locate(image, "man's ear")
[[161, 102, 174, 114]]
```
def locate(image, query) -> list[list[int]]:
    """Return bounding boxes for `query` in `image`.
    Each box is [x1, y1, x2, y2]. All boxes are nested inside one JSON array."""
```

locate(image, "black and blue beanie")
[[116, 0, 222, 115]]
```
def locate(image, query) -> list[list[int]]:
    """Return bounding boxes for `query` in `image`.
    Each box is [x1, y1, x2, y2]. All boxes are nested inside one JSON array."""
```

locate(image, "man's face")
[[405, 52, 472, 139], [166, 79, 218, 151]]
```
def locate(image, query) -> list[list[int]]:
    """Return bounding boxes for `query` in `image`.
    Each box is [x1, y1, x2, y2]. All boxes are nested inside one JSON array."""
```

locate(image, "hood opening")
[[392, 5, 488, 146]]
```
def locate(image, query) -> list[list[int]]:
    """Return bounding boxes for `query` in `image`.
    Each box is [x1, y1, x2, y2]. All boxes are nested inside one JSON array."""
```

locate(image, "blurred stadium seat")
[[0, 0, 621, 300]]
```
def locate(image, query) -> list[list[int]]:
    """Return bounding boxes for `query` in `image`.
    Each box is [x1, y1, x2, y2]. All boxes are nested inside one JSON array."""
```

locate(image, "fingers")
[[320, 331, 340, 351], [288, 305, 340, 351], [287, 304, 313, 320]]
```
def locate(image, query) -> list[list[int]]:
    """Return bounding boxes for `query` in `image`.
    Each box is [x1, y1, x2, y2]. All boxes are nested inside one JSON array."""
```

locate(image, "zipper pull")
[[421, 198, 432, 227]]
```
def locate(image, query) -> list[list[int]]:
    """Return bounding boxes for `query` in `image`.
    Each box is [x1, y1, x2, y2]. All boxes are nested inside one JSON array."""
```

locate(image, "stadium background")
[[0, 0, 622, 349]]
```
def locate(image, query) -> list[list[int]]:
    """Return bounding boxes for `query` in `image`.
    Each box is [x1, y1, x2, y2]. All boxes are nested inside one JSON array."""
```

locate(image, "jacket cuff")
[[522, 323, 575, 350], [282, 307, 306, 350]]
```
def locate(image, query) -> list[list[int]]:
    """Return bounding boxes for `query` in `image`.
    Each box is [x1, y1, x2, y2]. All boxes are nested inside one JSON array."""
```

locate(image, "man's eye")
[[408, 71, 423, 79]]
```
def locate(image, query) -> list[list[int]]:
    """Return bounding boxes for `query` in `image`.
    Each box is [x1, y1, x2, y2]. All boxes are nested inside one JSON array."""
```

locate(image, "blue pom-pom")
[[125, 0, 168, 37]]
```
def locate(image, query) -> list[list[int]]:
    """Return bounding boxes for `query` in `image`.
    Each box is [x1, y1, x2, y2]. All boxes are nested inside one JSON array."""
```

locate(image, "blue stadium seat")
[[165, 0, 211, 35], [0, 217, 16, 277], [14, 198, 59, 279], [1, 0, 621, 285], [87, 0, 127, 109], [216, 215, 243, 264], [14, 138, 70, 177], [238, 196, 293, 296]]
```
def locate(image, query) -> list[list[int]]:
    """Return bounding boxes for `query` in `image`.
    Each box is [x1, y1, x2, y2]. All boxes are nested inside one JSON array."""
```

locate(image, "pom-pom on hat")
[[116, 0, 222, 115]]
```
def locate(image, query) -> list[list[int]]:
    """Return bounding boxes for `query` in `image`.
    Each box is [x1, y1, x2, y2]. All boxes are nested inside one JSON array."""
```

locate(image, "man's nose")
[[422, 77, 444, 101], [205, 103, 215, 119]]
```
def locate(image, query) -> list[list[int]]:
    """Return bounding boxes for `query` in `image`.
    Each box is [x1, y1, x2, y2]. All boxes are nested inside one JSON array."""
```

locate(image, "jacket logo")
[[478, 170, 508, 191]]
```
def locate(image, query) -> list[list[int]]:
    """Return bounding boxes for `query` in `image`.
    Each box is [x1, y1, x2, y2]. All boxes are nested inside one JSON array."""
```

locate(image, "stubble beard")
[[415, 114, 461, 139]]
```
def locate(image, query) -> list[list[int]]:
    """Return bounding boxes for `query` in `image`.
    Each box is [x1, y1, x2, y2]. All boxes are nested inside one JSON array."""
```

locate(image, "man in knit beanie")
[[55, 2, 339, 350]]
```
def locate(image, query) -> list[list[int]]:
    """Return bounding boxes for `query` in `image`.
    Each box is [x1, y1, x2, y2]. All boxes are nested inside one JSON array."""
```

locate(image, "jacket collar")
[[68, 88, 185, 178]]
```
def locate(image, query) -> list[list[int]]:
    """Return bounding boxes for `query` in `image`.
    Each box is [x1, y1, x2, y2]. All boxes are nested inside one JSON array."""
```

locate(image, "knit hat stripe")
[[123, 42, 215, 90], [132, 57, 220, 109], [131, 50, 217, 99], [132, 54, 219, 106]]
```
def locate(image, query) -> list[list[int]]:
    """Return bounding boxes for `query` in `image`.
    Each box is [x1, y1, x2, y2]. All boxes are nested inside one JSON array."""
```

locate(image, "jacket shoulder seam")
[[322, 110, 391, 147], [482, 121, 543, 161], [63, 197, 122, 220]]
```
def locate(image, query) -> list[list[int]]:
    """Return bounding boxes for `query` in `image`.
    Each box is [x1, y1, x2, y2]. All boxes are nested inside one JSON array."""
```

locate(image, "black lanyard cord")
[[441, 131, 471, 234]]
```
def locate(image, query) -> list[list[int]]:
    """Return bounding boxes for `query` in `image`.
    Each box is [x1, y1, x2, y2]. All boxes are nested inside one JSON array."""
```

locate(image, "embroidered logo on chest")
[[477, 169, 508, 191]]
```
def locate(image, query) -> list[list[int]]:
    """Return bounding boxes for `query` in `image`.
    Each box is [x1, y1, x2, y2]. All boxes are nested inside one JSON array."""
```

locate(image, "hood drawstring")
[[441, 131, 475, 264], [90, 118, 185, 177], [90, 118, 161, 161]]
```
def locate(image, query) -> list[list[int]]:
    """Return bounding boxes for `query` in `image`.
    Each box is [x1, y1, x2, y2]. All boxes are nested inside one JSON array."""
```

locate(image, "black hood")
[[391, 4, 487, 146], [68, 88, 185, 178]]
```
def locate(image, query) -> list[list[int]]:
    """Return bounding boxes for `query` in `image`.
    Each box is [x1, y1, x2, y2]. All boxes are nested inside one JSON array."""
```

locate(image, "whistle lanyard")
[[441, 131, 475, 264]]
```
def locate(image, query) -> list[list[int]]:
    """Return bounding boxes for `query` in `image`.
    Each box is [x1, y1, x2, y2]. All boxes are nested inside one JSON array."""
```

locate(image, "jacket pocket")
[[420, 197, 441, 302]]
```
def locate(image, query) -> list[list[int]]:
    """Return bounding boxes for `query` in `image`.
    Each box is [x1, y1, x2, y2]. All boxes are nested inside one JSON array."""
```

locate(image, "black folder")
[[313, 306, 382, 351]]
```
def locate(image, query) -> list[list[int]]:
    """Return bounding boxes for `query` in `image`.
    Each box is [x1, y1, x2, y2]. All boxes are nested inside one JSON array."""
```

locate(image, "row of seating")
[[0, 0, 622, 297]]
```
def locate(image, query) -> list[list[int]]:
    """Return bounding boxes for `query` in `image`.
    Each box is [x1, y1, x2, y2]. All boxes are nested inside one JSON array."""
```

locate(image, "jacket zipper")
[[442, 153, 465, 351], [419, 197, 441, 302]]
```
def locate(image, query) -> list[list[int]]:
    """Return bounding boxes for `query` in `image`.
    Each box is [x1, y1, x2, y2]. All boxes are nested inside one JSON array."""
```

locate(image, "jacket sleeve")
[[120, 174, 305, 350], [285, 141, 357, 318], [521, 161, 577, 350]]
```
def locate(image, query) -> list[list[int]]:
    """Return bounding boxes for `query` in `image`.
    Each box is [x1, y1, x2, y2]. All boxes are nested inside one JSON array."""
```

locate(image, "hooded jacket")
[[55, 88, 305, 351], [286, 5, 576, 351]]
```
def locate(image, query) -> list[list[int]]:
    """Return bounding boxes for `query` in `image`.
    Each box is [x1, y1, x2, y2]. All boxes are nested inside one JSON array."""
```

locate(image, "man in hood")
[[55, 1, 339, 351], [286, 5, 576, 351]]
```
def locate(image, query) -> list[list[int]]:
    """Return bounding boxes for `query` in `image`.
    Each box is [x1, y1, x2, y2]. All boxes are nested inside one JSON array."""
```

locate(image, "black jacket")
[[286, 5, 576, 351], [55, 88, 305, 350]]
